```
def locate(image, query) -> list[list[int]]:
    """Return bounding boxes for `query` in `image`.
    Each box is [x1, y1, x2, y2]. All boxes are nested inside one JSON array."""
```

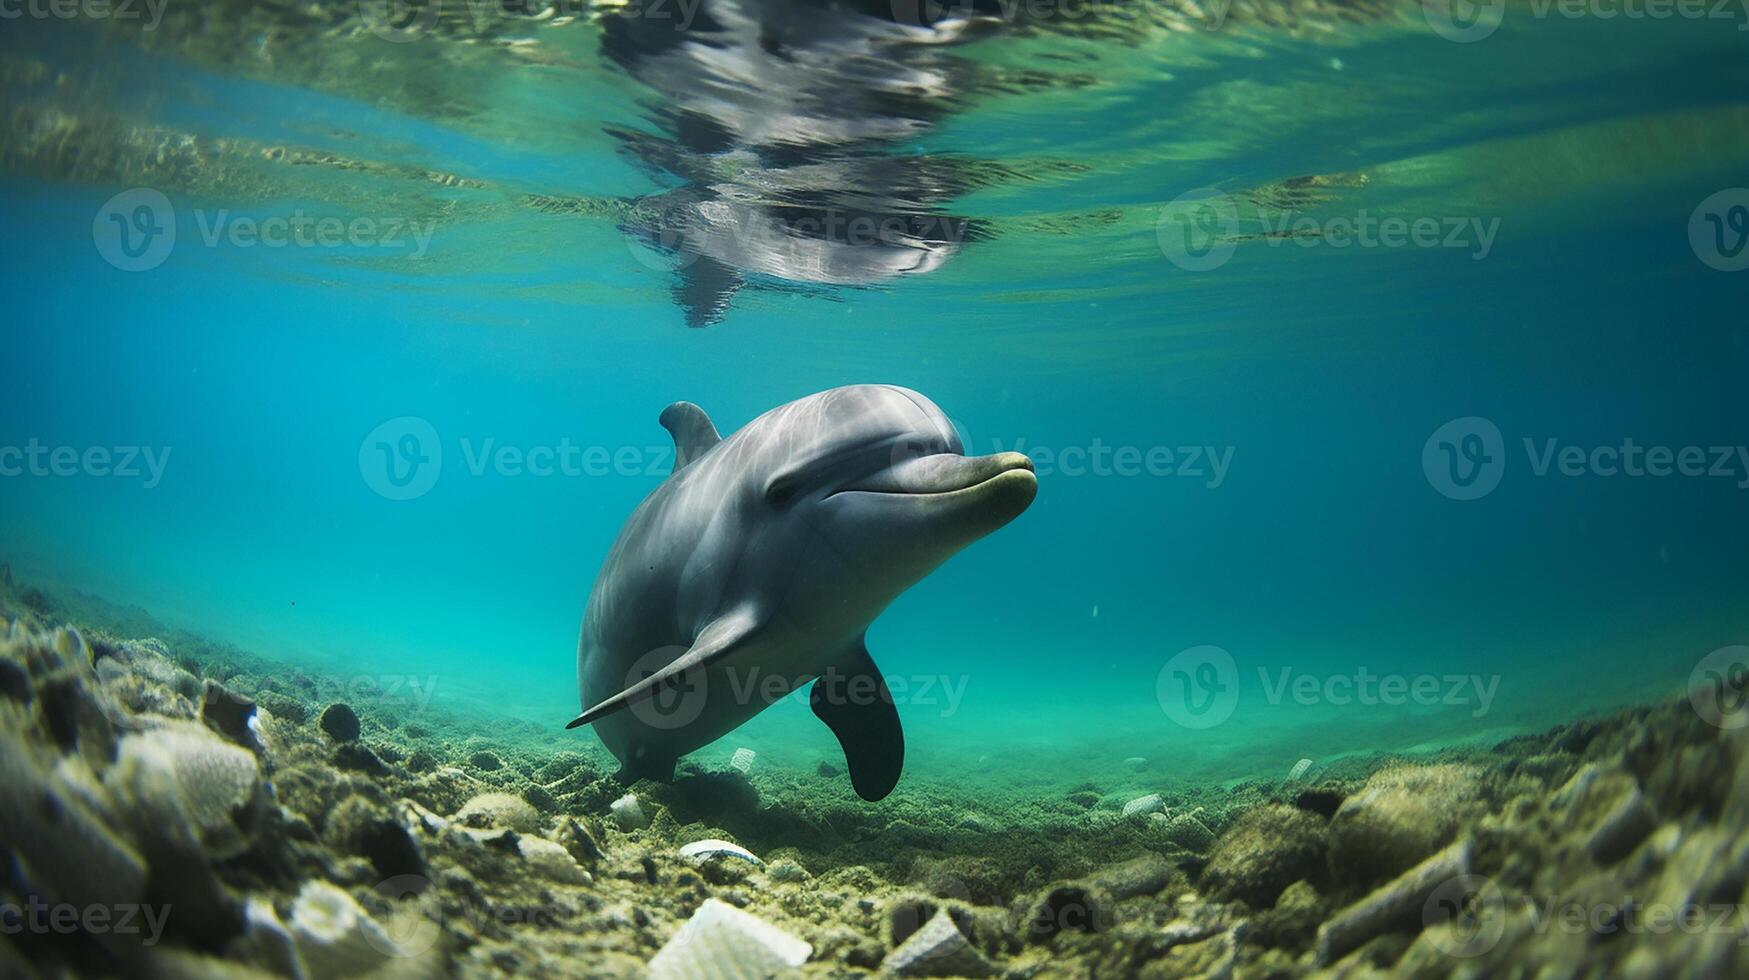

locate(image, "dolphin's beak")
[[839, 451, 1035, 498]]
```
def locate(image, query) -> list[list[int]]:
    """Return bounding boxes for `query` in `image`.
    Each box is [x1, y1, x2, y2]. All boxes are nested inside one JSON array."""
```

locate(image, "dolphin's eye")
[[766, 477, 800, 507]]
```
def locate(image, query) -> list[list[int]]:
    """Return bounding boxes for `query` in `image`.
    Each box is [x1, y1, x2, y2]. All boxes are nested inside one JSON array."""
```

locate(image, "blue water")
[[2, 4, 1747, 791]]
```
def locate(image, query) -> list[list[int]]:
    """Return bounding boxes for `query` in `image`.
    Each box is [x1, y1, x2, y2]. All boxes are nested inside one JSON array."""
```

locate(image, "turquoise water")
[[2, 2, 1747, 793]]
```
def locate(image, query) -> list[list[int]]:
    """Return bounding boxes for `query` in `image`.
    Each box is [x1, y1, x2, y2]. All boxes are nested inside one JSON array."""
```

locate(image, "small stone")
[[456, 792, 540, 834], [884, 908, 993, 977], [611, 793, 650, 831], [817, 761, 841, 779], [519, 834, 593, 885], [319, 703, 361, 742]]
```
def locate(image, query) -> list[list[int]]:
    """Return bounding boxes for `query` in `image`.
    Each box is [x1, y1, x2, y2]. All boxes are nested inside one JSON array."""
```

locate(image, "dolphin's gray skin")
[[567, 385, 1036, 801]]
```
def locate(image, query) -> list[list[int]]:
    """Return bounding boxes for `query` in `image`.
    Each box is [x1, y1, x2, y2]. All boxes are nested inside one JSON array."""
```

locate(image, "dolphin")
[[567, 384, 1036, 801]]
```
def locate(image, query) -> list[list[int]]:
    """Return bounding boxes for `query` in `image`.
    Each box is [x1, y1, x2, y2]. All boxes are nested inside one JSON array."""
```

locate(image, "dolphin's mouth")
[[831, 451, 1036, 499]]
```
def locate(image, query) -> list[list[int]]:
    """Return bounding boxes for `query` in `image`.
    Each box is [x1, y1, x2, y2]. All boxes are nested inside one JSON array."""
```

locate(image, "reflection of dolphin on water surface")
[[599, 0, 999, 325]]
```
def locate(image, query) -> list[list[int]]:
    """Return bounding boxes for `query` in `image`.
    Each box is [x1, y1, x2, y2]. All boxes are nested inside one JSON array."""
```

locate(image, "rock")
[[198, 680, 259, 748], [329, 795, 426, 882], [468, 750, 503, 771], [1553, 763, 1657, 863], [1092, 855, 1174, 900], [254, 690, 307, 724], [1122, 794, 1165, 819], [319, 703, 361, 742], [884, 908, 994, 977], [107, 721, 263, 859], [1201, 804, 1326, 908], [455, 792, 540, 834], [518, 834, 593, 885], [1025, 885, 1106, 941], [1158, 809, 1218, 852], [557, 818, 605, 864], [817, 761, 841, 778], [611, 793, 651, 831], [288, 880, 420, 976], [647, 899, 812, 979], [331, 743, 390, 778], [1315, 837, 1473, 965], [1327, 764, 1481, 885]]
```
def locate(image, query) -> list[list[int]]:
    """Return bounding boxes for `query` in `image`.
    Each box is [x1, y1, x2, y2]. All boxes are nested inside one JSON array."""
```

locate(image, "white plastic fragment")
[[647, 898, 811, 980], [679, 839, 762, 866], [1288, 758, 1314, 781], [730, 747, 757, 774], [1123, 794, 1165, 819]]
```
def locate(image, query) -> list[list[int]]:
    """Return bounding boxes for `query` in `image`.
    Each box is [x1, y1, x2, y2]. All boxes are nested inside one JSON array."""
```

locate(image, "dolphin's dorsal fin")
[[566, 609, 756, 731], [812, 640, 905, 802], [659, 401, 721, 471]]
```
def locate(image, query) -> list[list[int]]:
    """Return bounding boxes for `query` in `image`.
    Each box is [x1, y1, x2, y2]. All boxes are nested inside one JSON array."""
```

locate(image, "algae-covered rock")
[[1327, 763, 1482, 886], [454, 791, 539, 833], [320, 702, 362, 742], [1200, 803, 1327, 908]]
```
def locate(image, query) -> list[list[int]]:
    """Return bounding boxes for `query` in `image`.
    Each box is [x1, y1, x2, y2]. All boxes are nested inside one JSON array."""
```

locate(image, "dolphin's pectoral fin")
[[811, 643, 905, 803], [565, 610, 757, 730], [659, 401, 722, 471]]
